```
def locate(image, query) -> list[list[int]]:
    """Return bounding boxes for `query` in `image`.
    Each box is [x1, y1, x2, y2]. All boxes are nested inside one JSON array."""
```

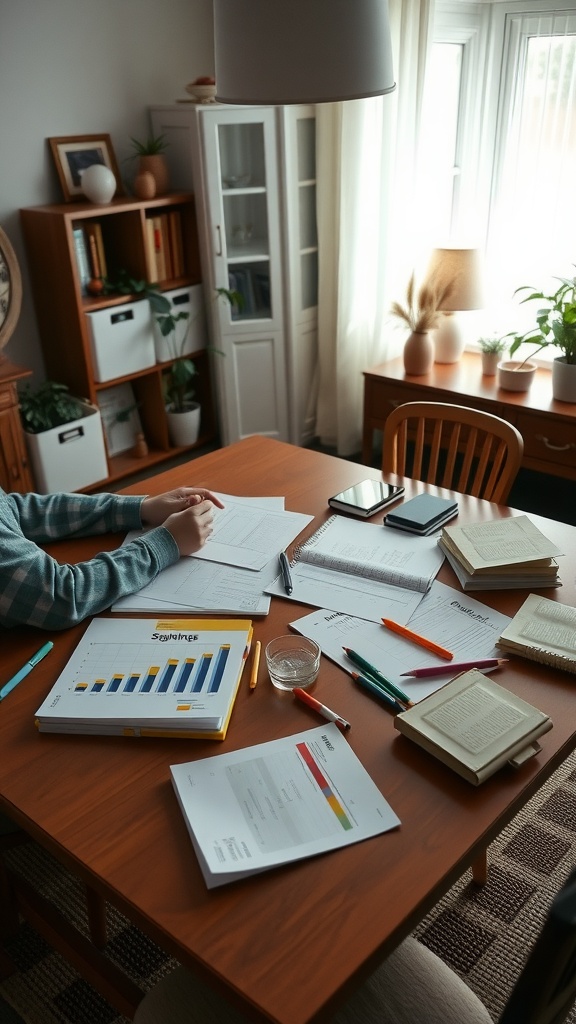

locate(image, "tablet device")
[[328, 479, 405, 518]]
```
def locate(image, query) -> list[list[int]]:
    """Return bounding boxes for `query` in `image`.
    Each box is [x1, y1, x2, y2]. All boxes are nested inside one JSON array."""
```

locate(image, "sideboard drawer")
[[517, 411, 576, 471]]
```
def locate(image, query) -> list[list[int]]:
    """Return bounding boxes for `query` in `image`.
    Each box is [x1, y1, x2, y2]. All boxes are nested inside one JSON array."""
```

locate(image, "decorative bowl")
[[185, 82, 216, 103], [497, 360, 537, 391]]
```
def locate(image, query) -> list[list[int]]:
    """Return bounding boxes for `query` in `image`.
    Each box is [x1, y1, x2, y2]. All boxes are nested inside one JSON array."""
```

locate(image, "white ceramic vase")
[[551, 357, 576, 403], [80, 164, 117, 204], [166, 402, 201, 447]]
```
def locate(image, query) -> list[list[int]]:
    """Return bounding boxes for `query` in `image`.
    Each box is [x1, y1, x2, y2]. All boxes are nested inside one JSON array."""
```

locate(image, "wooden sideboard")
[[0, 359, 34, 492], [363, 353, 576, 480]]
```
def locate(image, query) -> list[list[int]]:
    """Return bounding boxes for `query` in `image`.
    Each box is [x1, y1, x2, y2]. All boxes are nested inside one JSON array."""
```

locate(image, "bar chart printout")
[[34, 618, 253, 738], [170, 723, 401, 888]]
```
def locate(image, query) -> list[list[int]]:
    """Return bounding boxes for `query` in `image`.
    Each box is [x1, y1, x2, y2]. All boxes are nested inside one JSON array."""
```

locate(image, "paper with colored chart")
[[171, 723, 400, 888], [34, 617, 252, 740]]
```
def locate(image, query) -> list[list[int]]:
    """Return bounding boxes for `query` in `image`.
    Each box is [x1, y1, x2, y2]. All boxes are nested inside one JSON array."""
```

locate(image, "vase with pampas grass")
[[391, 273, 454, 374]]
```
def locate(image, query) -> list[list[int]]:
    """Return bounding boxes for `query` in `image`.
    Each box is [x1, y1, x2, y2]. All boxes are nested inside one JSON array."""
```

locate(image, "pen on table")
[[350, 673, 406, 714], [342, 647, 414, 708], [279, 551, 293, 595], [400, 658, 509, 678], [249, 640, 261, 691], [381, 618, 454, 661], [0, 641, 54, 703], [293, 687, 351, 731]]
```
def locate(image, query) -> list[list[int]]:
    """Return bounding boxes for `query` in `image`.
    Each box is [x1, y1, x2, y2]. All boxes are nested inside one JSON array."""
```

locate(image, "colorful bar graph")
[[296, 742, 352, 830], [208, 645, 230, 693]]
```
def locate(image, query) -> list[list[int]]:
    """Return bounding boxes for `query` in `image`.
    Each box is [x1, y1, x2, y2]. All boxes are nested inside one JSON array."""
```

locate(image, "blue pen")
[[351, 672, 406, 714], [0, 641, 54, 702]]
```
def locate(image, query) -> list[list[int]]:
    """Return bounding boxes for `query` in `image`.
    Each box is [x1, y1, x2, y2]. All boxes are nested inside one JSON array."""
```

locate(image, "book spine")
[[144, 217, 157, 282], [152, 216, 166, 281], [160, 214, 173, 280], [169, 211, 184, 278], [72, 225, 91, 296]]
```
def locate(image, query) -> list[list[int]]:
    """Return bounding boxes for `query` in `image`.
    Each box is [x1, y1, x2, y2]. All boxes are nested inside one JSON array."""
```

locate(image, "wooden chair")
[[133, 866, 576, 1024], [382, 402, 524, 504]]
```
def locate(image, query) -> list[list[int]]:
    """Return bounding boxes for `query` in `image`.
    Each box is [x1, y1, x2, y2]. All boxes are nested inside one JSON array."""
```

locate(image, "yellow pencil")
[[250, 640, 261, 690]]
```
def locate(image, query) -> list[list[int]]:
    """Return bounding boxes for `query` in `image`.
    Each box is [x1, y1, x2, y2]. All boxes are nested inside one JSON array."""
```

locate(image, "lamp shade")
[[425, 248, 484, 311], [214, 0, 396, 105]]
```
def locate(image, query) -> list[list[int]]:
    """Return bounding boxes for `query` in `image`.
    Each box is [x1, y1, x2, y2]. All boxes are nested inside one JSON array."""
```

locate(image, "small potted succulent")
[[478, 335, 508, 376], [129, 134, 169, 197]]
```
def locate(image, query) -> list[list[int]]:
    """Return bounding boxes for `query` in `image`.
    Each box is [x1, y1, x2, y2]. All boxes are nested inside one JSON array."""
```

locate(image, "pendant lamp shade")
[[214, 0, 396, 105]]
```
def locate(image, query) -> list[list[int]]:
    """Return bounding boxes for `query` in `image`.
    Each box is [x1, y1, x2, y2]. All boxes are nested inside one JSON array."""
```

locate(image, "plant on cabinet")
[[509, 270, 576, 402], [129, 134, 169, 197]]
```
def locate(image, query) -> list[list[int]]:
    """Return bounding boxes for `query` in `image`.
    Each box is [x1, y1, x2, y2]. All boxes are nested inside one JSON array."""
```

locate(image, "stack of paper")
[[439, 515, 562, 591]]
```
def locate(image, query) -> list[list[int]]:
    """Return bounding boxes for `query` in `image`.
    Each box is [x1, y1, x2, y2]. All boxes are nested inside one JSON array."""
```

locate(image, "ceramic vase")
[[552, 357, 576, 403], [134, 170, 156, 200], [138, 155, 169, 196], [403, 331, 434, 375], [481, 352, 500, 376], [80, 164, 117, 204], [166, 402, 201, 447]]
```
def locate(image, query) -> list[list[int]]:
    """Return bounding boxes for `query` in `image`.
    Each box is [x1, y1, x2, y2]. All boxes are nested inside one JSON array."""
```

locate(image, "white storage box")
[[25, 401, 109, 493], [86, 300, 156, 382], [153, 285, 207, 363]]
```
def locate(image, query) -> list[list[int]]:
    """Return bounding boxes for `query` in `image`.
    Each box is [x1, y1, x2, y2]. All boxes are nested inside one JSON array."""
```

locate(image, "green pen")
[[343, 647, 413, 707]]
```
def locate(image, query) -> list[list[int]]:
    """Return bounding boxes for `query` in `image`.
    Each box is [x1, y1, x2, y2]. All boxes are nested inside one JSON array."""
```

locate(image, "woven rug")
[[2, 750, 576, 1024]]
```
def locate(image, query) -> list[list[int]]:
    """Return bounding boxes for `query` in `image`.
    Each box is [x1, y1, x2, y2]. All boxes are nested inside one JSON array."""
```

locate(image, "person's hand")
[[141, 487, 224, 527], [163, 500, 217, 556]]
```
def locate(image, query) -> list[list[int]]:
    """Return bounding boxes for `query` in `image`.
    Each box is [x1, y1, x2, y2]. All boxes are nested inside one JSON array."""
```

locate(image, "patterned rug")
[[2, 749, 576, 1024]]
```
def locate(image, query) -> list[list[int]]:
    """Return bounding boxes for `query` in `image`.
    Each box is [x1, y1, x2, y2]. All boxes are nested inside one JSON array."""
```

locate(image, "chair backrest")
[[382, 401, 524, 503], [499, 866, 576, 1024]]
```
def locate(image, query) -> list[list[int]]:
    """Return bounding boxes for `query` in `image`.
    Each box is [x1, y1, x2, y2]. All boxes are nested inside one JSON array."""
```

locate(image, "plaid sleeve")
[[0, 491, 179, 630], [6, 491, 144, 542]]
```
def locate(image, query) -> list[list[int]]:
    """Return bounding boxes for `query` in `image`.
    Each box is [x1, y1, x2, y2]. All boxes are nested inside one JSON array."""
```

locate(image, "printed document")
[[290, 580, 511, 703], [171, 723, 400, 888]]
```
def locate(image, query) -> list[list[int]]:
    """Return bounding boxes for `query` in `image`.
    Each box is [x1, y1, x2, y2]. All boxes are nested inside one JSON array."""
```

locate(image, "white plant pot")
[[25, 401, 108, 493], [481, 352, 500, 376], [166, 402, 201, 447], [497, 360, 537, 392], [551, 357, 576, 403]]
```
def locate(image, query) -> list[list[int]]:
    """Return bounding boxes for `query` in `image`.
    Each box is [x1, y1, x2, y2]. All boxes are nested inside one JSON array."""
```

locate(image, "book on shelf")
[[34, 617, 253, 740], [85, 221, 107, 280], [144, 217, 157, 282], [72, 225, 91, 296], [394, 667, 552, 785], [497, 594, 576, 674], [160, 215, 173, 279], [384, 493, 459, 536], [168, 211, 184, 277], [152, 216, 166, 280], [170, 722, 401, 888]]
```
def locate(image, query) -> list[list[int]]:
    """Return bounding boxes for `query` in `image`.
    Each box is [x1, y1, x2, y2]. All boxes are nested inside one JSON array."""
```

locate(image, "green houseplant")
[[509, 271, 576, 402], [19, 381, 88, 434], [129, 134, 169, 197], [478, 335, 508, 376]]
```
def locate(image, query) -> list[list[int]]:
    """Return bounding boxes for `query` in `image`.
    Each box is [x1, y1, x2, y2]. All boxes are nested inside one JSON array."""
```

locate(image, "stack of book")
[[439, 514, 562, 590], [144, 211, 185, 282]]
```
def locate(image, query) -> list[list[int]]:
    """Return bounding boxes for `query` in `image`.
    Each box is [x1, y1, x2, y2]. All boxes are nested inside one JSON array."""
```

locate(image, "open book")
[[34, 617, 253, 740], [394, 668, 552, 785], [497, 594, 576, 674], [171, 723, 400, 888], [265, 514, 445, 623]]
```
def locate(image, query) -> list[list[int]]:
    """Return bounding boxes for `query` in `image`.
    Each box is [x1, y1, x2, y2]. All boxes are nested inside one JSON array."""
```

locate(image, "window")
[[421, 0, 576, 356]]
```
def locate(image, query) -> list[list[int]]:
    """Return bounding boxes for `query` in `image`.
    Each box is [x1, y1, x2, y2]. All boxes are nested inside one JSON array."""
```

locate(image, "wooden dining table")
[[2, 435, 576, 1023]]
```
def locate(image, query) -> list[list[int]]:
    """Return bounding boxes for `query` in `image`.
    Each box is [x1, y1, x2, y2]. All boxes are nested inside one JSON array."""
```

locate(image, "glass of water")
[[265, 635, 321, 692]]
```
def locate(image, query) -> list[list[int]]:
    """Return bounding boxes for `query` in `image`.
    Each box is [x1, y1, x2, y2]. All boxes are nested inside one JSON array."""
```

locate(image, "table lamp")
[[425, 248, 484, 364], [213, 0, 396, 105]]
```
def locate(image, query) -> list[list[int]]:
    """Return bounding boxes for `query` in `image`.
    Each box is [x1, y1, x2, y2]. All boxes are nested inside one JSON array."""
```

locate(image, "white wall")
[[1, 0, 214, 380]]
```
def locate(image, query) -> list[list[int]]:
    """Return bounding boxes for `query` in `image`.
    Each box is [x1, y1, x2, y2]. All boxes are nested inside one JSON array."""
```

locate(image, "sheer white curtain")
[[314, 0, 435, 456]]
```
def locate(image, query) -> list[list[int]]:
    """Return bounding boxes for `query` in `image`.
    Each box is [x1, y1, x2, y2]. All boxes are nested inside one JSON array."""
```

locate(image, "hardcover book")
[[394, 668, 552, 785], [497, 594, 576, 674], [384, 493, 458, 536]]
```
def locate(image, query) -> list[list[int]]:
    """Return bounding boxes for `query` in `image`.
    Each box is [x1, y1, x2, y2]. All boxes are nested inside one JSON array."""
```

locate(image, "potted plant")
[[479, 335, 508, 376], [508, 271, 576, 402], [19, 381, 108, 493], [390, 272, 453, 374], [129, 134, 169, 197]]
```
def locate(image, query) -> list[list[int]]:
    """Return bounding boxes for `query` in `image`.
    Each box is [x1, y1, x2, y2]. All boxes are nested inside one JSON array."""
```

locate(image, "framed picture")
[[0, 226, 22, 352], [48, 134, 124, 202]]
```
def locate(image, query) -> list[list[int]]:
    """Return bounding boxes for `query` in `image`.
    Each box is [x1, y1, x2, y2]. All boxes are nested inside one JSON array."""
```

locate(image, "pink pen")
[[400, 658, 508, 678]]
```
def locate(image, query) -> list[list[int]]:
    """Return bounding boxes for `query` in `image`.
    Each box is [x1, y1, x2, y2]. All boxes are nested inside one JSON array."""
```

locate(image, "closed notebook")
[[394, 668, 552, 785], [384, 494, 458, 536]]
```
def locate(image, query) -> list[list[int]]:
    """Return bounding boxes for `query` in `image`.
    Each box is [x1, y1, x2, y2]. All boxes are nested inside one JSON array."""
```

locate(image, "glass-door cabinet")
[[149, 102, 318, 446]]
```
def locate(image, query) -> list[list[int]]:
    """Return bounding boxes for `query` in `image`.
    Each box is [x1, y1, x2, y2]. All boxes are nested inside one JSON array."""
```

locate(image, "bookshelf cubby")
[[20, 193, 217, 490]]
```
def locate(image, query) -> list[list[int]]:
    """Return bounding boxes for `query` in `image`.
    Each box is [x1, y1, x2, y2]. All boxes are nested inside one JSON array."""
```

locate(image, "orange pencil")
[[381, 618, 453, 660], [249, 641, 261, 690]]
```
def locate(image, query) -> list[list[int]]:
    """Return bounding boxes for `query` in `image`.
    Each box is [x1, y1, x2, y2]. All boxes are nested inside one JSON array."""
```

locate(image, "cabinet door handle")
[[535, 434, 575, 452], [215, 225, 222, 256]]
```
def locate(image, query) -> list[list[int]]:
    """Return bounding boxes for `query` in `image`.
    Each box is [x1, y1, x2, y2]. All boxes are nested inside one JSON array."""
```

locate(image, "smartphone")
[[328, 479, 405, 518]]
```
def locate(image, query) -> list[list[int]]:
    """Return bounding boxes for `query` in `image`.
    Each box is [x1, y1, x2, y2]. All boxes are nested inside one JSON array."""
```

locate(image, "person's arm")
[[0, 487, 222, 630], [6, 491, 144, 543]]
